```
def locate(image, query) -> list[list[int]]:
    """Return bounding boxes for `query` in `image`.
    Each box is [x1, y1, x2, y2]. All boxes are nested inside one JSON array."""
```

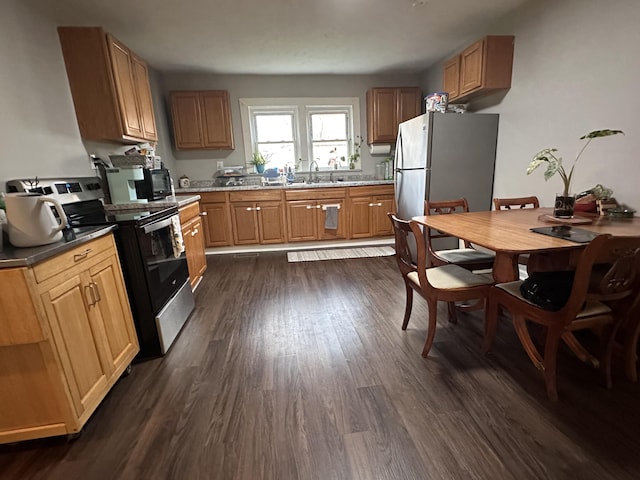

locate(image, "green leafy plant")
[[348, 135, 364, 165], [251, 150, 269, 166], [527, 129, 624, 196]]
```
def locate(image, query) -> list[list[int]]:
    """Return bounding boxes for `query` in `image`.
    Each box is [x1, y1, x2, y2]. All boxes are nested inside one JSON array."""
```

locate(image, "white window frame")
[[239, 97, 360, 172]]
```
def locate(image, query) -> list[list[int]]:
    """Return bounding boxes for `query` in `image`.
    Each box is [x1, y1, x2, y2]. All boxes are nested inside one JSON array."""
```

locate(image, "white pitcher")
[[5, 193, 68, 247]]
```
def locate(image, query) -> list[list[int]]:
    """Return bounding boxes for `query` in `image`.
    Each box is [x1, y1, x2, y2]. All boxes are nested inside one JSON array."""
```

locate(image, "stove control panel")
[[6, 177, 105, 204]]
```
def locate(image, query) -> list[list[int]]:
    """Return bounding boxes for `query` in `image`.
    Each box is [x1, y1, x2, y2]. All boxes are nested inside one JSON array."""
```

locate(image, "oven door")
[[136, 214, 190, 313]]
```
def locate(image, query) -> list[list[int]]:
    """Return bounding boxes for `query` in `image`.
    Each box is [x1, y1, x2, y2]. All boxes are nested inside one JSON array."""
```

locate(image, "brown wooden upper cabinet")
[[366, 87, 422, 144], [57, 27, 157, 144], [443, 35, 515, 103], [169, 91, 234, 150]]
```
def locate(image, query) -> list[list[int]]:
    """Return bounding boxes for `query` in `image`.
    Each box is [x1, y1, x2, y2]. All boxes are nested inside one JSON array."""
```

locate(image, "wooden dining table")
[[412, 208, 640, 283]]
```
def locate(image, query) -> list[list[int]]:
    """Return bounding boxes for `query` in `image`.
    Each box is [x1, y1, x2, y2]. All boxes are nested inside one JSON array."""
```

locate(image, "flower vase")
[[554, 194, 575, 218], [349, 162, 355, 170], [255, 164, 265, 174]]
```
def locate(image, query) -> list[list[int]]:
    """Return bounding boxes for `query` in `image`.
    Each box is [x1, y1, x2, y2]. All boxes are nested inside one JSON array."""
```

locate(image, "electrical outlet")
[[217, 161, 224, 171]]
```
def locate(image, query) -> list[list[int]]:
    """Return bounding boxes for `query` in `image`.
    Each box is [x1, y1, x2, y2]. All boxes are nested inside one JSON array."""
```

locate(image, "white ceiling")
[[25, 0, 529, 75]]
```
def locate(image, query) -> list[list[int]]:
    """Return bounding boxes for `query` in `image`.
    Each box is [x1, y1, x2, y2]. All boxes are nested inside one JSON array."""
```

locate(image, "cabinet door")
[[131, 54, 157, 141], [372, 195, 395, 236], [230, 203, 260, 245], [286, 201, 318, 241], [318, 199, 347, 240], [89, 255, 139, 380], [201, 91, 234, 149], [396, 87, 422, 125], [350, 196, 374, 239], [443, 56, 460, 99], [170, 92, 204, 149], [40, 273, 109, 418], [107, 35, 144, 139], [367, 88, 397, 144], [183, 216, 207, 289], [459, 39, 484, 95], [201, 202, 232, 247], [258, 202, 286, 244]]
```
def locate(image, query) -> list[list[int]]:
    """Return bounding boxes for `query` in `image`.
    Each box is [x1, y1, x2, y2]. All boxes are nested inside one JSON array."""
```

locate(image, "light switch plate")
[[217, 161, 224, 171]]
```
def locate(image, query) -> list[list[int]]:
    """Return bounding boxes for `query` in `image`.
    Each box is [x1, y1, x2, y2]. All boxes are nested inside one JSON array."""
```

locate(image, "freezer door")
[[428, 113, 498, 211], [395, 168, 427, 221], [396, 114, 428, 170]]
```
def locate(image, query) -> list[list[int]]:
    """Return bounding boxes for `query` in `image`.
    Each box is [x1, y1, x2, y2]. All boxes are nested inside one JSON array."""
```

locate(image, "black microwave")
[[135, 168, 172, 201]]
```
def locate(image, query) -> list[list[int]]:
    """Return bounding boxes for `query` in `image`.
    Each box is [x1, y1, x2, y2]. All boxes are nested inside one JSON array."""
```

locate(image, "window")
[[240, 97, 360, 173]]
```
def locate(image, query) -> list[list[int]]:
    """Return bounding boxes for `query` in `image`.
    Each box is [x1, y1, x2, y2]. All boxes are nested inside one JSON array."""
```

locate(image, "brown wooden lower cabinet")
[[199, 192, 233, 247], [0, 234, 139, 444], [191, 184, 394, 247], [229, 190, 286, 245], [179, 201, 207, 289], [349, 186, 395, 238]]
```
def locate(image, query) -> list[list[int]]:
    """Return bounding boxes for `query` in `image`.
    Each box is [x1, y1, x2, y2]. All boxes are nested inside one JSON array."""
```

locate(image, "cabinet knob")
[[256, 206, 261, 211], [200, 212, 208, 216], [191, 229, 198, 236]]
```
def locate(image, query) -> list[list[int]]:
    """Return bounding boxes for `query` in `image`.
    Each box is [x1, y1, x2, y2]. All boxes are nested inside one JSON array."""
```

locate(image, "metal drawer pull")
[[73, 248, 92, 261], [368, 202, 383, 207], [246, 207, 252, 211], [256, 206, 261, 211], [85, 285, 96, 306], [91, 282, 101, 303], [321, 204, 341, 210], [200, 212, 208, 216]]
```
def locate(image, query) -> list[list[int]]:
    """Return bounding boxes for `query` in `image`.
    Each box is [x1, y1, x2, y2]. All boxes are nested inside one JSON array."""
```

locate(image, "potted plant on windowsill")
[[251, 150, 269, 174], [348, 135, 363, 170], [526, 129, 624, 217]]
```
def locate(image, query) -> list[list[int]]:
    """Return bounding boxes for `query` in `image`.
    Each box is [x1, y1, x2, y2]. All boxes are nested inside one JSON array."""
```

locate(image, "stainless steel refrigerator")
[[394, 112, 499, 222]]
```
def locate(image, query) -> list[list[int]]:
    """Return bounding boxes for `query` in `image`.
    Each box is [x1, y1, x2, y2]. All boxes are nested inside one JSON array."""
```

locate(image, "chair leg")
[[421, 299, 439, 358], [624, 325, 640, 383], [543, 330, 562, 402], [601, 324, 616, 390], [561, 332, 599, 368], [402, 282, 414, 330], [484, 296, 500, 354], [447, 302, 458, 324], [513, 315, 544, 370]]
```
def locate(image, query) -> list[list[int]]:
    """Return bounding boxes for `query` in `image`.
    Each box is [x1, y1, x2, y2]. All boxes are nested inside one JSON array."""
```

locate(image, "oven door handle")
[[143, 216, 176, 234]]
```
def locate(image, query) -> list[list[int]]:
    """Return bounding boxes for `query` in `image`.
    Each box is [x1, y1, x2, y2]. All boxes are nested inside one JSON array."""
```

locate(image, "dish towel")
[[325, 206, 338, 230], [170, 215, 185, 258]]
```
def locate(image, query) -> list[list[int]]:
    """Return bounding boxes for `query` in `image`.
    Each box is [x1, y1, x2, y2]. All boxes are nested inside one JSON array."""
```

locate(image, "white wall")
[[0, 0, 94, 190], [159, 73, 421, 180], [0, 1, 178, 192], [423, 0, 640, 209]]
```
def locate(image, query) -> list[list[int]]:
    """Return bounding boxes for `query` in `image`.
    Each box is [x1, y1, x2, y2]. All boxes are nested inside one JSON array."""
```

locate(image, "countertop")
[[0, 225, 117, 268], [176, 179, 394, 193], [102, 194, 201, 211]]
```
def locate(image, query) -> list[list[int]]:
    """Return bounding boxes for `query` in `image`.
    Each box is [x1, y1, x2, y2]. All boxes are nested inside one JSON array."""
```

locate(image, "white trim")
[[239, 97, 360, 171]]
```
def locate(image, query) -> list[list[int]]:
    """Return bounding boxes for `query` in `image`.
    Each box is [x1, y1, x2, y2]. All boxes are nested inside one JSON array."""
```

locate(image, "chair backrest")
[[560, 234, 640, 321], [388, 213, 419, 277], [424, 198, 473, 253], [493, 196, 540, 210]]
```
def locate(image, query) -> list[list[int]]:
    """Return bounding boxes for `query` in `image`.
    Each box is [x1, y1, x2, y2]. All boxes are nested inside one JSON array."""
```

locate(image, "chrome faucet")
[[308, 160, 319, 183]]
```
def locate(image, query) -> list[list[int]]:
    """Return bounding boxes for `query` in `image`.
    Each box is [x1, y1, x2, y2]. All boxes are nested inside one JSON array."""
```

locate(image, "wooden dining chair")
[[484, 233, 640, 401], [424, 198, 496, 271], [493, 196, 540, 210], [388, 213, 494, 357]]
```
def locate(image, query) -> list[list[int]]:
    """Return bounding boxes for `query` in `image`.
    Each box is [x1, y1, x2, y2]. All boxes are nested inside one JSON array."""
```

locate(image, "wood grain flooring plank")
[[3, 253, 640, 479]]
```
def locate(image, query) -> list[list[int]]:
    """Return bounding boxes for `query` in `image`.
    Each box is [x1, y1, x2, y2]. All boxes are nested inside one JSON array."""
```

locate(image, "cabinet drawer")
[[33, 235, 115, 284], [349, 185, 394, 197], [197, 191, 227, 203], [179, 201, 201, 224], [229, 190, 282, 202], [285, 188, 347, 201]]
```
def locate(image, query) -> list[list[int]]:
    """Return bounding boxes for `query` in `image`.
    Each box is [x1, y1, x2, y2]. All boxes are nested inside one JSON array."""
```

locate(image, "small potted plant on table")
[[251, 150, 269, 174], [527, 129, 624, 218]]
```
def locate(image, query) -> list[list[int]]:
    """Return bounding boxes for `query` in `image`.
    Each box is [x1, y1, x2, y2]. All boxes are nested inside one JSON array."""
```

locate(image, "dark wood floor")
[[3, 252, 640, 479]]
